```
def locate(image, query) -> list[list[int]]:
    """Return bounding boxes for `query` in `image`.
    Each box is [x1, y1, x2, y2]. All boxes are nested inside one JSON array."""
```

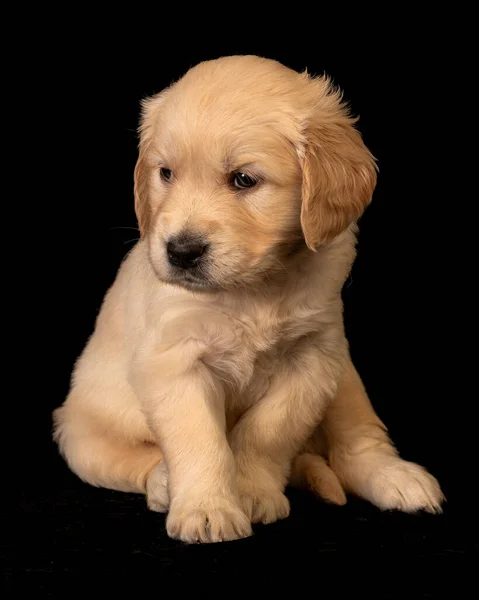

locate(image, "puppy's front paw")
[[166, 496, 252, 544], [146, 461, 169, 513], [364, 457, 444, 514], [238, 479, 290, 524]]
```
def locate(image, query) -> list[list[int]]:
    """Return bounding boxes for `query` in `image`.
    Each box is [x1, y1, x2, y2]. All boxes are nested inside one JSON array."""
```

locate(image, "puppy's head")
[[134, 56, 377, 291]]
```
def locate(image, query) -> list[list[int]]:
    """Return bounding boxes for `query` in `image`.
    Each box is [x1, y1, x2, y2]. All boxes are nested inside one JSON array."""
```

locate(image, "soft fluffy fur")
[[53, 55, 444, 544]]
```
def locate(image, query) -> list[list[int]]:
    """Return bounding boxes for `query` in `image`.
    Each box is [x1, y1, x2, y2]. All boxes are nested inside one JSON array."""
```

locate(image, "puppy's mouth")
[[168, 269, 217, 292]]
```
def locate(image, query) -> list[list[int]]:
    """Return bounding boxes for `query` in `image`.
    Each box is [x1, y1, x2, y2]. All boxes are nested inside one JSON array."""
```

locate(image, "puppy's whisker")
[[110, 226, 140, 232]]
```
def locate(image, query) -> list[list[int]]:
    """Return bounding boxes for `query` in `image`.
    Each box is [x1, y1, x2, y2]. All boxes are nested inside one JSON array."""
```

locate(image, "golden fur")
[[53, 55, 444, 544]]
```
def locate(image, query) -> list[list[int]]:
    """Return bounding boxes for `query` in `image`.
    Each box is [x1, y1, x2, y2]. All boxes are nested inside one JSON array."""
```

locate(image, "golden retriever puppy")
[[53, 55, 444, 544]]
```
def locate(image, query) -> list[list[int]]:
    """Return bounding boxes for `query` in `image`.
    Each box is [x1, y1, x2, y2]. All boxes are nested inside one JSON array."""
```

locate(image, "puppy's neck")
[[223, 226, 357, 310]]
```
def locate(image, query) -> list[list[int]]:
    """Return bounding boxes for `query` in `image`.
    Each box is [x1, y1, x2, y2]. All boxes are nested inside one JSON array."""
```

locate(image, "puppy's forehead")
[[172, 55, 305, 114], [156, 57, 309, 158]]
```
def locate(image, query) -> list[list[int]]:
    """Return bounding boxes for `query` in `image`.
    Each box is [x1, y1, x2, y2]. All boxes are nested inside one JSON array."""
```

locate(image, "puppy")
[[53, 55, 444, 543]]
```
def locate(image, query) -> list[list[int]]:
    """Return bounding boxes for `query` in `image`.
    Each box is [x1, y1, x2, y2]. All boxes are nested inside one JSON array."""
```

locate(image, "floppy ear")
[[299, 77, 377, 250], [134, 90, 169, 238]]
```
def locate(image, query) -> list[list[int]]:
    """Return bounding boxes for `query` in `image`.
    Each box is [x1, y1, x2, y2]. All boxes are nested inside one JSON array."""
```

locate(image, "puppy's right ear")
[[134, 90, 169, 238]]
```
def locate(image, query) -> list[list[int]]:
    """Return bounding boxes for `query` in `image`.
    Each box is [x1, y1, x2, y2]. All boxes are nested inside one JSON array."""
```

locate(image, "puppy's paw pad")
[[368, 459, 444, 514], [240, 489, 290, 524], [167, 498, 252, 543], [146, 462, 169, 513]]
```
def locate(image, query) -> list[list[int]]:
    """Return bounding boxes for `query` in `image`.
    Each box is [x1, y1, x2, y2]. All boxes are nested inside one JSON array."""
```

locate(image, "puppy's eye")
[[160, 167, 173, 182], [232, 172, 258, 190]]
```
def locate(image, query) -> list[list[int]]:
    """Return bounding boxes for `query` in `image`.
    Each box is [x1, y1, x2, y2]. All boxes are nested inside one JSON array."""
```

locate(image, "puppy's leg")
[[321, 357, 444, 513], [230, 330, 344, 525], [53, 404, 164, 495], [132, 338, 252, 544], [146, 461, 170, 513]]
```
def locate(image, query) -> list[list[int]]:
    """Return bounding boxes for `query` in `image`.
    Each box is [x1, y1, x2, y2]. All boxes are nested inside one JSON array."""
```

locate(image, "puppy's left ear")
[[299, 77, 378, 250]]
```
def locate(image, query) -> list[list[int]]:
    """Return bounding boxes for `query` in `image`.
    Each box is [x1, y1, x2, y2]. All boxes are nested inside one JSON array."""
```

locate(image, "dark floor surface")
[[7, 445, 476, 597]]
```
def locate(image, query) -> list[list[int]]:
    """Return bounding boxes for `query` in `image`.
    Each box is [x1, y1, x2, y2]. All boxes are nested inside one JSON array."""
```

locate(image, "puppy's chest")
[[223, 302, 323, 422], [224, 344, 280, 430], [235, 300, 324, 353]]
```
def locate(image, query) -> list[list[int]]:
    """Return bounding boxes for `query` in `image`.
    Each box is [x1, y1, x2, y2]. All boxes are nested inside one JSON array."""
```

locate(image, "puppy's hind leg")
[[320, 358, 444, 514], [53, 404, 167, 509]]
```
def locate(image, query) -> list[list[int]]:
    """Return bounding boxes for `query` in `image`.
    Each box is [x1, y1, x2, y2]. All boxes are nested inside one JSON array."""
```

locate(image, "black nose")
[[167, 238, 208, 269]]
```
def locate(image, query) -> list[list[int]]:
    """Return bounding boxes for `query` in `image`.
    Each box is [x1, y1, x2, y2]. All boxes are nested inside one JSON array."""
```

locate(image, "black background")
[[8, 18, 476, 597]]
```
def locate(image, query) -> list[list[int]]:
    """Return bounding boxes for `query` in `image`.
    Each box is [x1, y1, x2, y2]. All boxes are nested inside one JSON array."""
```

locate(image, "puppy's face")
[[134, 56, 377, 291]]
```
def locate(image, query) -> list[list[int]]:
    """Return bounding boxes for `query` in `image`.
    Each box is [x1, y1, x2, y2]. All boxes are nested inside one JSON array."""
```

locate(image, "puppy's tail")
[[290, 453, 347, 506]]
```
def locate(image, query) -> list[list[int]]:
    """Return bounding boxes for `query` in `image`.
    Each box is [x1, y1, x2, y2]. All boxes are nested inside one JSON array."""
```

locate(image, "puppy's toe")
[[166, 496, 252, 544], [365, 458, 445, 514], [146, 461, 169, 513], [240, 486, 291, 525]]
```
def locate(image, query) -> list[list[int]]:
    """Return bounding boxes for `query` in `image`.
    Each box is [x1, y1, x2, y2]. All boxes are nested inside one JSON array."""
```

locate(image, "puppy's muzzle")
[[167, 235, 209, 270]]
